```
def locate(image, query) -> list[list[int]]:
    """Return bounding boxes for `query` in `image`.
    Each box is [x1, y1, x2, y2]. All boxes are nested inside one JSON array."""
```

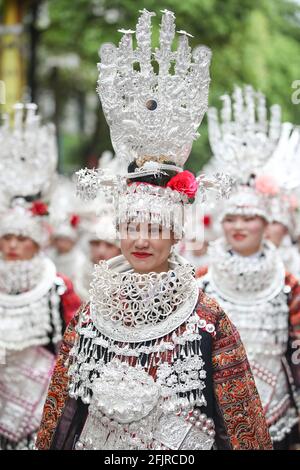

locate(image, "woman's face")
[[265, 222, 288, 248], [190, 240, 208, 257], [120, 222, 175, 274], [53, 236, 76, 254], [89, 239, 121, 264], [0, 234, 39, 261], [222, 214, 267, 256]]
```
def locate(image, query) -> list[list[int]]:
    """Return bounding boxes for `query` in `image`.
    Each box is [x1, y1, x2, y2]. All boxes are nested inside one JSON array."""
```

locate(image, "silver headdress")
[[0, 103, 57, 245], [257, 124, 300, 233], [208, 84, 282, 180], [76, 152, 120, 246], [262, 124, 300, 191], [77, 9, 232, 238], [0, 199, 49, 246], [49, 176, 81, 241], [51, 216, 80, 242], [0, 103, 58, 199], [207, 85, 283, 221], [97, 8, 211, 165]]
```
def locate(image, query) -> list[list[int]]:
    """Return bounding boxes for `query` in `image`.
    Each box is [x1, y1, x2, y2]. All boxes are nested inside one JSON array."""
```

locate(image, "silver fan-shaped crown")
[[261, 124, 300, 191], [259, 124, 300, 232], [97, 8, 211, 166], [207, 85, 282, 181], [0, 103, 58, 200]]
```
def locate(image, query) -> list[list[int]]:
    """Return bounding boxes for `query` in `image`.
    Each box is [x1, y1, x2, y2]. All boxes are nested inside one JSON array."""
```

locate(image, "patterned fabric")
[[286, 272, 300, 341], [197, 268, 300, 390], [197, 291, 273, 450], [285, 273, 300, 398], [0, 275, 81, 451], [35, 305, 81, 450], [35, 296, 272, 450], [197, 267, 300, 443]]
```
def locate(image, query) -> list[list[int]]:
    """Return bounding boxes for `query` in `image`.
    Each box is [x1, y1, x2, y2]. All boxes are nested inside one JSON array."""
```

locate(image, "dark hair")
[[127, 160, 177, 187], [12, 192, 42, 203], [247, 174, 257, 187]]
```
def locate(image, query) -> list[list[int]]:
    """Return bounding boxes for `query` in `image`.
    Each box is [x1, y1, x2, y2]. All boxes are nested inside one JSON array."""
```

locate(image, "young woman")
[[74, 213, 121, 302], [0, 202, 81, 450], [259, 126, 300, 279], [0, 103, 81, 450], [197, 86, 300, 448], [35, 10, 271, 450], [50, 214, 86, 284], [36, 181, 271, 450]]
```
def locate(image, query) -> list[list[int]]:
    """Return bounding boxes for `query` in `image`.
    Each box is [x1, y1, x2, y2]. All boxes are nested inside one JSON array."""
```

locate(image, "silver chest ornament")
[[75, 360, 215, 450]]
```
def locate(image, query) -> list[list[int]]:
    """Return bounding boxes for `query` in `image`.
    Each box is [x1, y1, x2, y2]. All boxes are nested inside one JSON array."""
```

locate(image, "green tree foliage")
[[37, 0, 300, 173]]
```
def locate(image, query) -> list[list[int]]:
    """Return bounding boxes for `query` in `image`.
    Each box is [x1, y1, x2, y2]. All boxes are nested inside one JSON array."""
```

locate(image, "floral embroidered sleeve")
[[286, 273, 300, 341], [35, 305, 87, 450], [197, 291, 273, 450], [286, 273, 300, 394]]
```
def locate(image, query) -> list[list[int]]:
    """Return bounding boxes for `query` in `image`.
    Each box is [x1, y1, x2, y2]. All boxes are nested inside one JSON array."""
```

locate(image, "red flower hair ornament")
[[255, 175, 279, 196], [166, 170, 198, 201], [30, 201, 49, 216], [70, 214, 80, 228], [203, 215, 211, 227]]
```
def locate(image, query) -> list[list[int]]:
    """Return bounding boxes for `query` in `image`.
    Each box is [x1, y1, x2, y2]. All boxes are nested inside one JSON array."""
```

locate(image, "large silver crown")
[[207, 85, 282, 181], [0, 103, 58, 200], [97, 8, 211, 166], [259, 124, 300, 232], [261, 123, 300, 191]]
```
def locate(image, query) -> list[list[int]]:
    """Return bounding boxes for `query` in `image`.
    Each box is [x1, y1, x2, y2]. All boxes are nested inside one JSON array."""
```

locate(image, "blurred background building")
[[0, 0, 299, 174]]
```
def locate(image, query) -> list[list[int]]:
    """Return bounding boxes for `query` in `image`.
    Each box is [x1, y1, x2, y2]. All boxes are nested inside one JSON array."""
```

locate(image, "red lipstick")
[[132, 252, 152, 259], [232, 233, 246, 241]]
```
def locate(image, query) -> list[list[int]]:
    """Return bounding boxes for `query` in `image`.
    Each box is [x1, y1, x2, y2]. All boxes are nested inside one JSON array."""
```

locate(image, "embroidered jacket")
[[36, 291, 272, 450]]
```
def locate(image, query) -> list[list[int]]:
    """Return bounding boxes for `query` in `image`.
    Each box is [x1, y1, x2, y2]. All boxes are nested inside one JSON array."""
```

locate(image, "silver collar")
[[0, 254, 47, 295], [207, 238, 285, 305], [89, 253, 199, 342]]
